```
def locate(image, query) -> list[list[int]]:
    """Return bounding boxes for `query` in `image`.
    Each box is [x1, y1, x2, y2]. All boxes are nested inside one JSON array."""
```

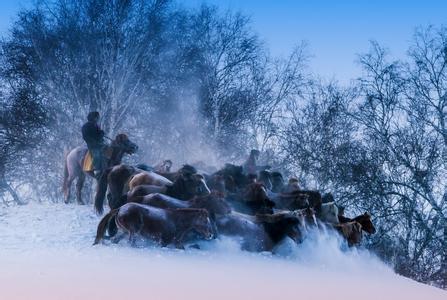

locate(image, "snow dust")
[[0, 203, 445, 300]]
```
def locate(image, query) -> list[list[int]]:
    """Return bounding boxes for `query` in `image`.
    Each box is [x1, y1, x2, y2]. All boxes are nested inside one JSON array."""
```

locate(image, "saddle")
[[82, 147, 113, 172], [82, 151, 94, 172]]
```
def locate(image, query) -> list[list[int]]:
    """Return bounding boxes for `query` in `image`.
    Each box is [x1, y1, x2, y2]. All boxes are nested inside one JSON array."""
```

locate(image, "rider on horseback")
[[242, 149, 271, 176], [82, 111, 106, 177]]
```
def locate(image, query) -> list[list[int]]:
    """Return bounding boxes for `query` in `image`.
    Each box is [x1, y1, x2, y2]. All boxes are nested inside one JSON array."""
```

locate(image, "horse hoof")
[[189, 244, 201, 250]]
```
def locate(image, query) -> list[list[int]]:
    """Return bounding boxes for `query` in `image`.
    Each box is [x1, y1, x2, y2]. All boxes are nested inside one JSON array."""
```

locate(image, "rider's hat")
[[87, 111, 100, 122]]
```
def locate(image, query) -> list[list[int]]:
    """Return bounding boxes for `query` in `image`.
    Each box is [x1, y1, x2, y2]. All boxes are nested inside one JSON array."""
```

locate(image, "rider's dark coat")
[[82, 121, 104, 149], [82, 121, 105, 170]]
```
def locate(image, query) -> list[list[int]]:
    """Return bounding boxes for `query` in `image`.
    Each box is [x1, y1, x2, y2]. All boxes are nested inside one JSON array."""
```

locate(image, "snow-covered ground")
[[0, 203, 445, 300]]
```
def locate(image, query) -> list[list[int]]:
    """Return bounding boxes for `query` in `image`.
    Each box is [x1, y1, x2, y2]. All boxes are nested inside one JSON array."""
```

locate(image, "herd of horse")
[[63, 134, 376, 252]]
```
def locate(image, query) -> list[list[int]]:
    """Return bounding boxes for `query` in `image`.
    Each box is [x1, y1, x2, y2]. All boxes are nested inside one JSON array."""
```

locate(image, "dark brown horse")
[[272, 190, 323, 211], [63, 134, 137, 205], [257, 207, 317, 243], [205, 174, 227, 195], [155, 164, 198, 182], [212, 164, 250, 192], [94, 203, 214, 248], [228, 182, 275, 215], [270, 172, 285, 193], [94, 164, 138, 215], [214, 211, 301, 252], [94, 164, 173, 215]]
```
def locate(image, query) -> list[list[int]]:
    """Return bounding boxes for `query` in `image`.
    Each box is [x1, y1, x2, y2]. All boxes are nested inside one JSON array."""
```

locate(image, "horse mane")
[[322, 193, 334, 203], [255, 212, 292, 223], [353, 212, 375, 234], [135, 163, 153, 171], [259, 170, 271, 176], [271, 171, 282, 177], [167, 172, 198, 200], [180, 164, 197, 175], [249, 181, 265, 189], [191, 191, 221, 204], [114, 133, 128, 142], [172, 208, 209, 219]]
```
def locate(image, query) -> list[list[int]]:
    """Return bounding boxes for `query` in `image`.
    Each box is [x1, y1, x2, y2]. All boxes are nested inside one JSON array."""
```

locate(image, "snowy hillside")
[[0, 203, 445, 300]]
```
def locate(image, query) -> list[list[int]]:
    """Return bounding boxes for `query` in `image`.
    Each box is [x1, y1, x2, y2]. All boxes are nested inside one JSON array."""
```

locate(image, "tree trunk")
[[440, 218, 447, 288], [5, 182, 27, 205]]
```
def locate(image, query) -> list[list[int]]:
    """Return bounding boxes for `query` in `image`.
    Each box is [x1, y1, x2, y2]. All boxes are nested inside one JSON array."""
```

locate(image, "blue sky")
[[1, 0, 446, 83]]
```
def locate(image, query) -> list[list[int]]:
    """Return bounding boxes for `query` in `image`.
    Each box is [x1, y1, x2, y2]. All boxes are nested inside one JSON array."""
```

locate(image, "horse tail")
[[93, 208, 119, 245], [94, 167, 112, 215]]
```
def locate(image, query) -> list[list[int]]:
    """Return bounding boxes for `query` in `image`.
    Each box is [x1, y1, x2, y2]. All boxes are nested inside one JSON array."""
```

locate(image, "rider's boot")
[[94, 170, 102, 179]]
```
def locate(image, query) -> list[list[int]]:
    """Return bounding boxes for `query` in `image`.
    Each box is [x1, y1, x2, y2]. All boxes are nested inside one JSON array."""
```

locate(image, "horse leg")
[[128, 232, 137, 247], [111, 232, 125, 244], [64, 175, 76, 204], [174, 231, 188, 249], [107, 218, 118, 237], [76, 172, 86, 205]]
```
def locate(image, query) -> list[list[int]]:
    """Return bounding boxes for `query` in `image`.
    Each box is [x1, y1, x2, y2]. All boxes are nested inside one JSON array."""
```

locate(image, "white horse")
[[63, 133, 138, 205]]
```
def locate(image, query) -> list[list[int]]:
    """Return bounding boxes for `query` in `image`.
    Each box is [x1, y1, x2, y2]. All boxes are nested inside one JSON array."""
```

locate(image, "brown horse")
[[94, 164, 171, 215], [339, 212, 376, 234], [128, 171, 173, 190], [133, 192, 231, 217], [333, 221, 363, 247], [126, 174, 211, 203], [102, 192, 230, 242], [95, 165, 212, 214], [94, 204, 214, 248], [63, 134, 137, 205]]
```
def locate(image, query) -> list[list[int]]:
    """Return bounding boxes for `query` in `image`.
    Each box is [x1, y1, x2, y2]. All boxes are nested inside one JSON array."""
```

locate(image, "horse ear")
[[192, 174, 202, 181], [115, 134, 125, 142]]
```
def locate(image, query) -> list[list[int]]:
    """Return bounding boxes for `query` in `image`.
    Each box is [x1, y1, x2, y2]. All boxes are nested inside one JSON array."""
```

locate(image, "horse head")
[[160, 160, 172, 172], [270, 171, 284, 192], [322, 192, 335, 203], [258, 170, 273, 190], [191, 209, 214, 240], [208, 174, 226, 194], [191, 174, 211, 196], [355, 212, 376, 234], [113, 134, 138, 155], [249, 149, 260, 160], [245, 183, 275, 213], [179, 164, 197, 177], [171, 171, 211, 200]]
